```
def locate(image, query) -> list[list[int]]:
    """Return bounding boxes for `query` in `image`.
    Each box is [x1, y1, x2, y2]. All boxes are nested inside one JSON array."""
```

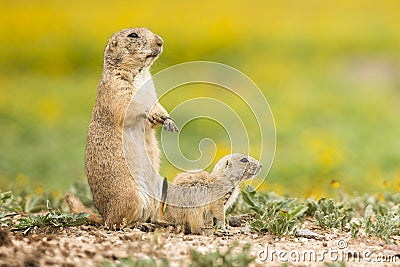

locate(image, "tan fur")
[[65, 28, 178, 228], [64, 193, 103, 225], [163, 153, 262, 234]]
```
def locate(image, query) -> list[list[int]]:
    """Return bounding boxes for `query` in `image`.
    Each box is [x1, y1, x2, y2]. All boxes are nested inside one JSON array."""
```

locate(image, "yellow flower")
[[35, 185, 44, 195], [376, 192, 385, 202], [382, 180, 391, 188], [330, 180, 340, 189]]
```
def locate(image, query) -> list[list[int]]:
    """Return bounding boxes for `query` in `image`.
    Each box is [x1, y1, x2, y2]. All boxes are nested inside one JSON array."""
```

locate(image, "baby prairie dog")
[[163, 153, 262, 234], [65, 28, 178, 228]]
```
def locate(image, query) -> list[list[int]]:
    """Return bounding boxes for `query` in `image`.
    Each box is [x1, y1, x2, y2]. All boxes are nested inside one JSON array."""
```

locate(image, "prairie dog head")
[[211, 153, 262, 182], [104, 28, 163, 71]]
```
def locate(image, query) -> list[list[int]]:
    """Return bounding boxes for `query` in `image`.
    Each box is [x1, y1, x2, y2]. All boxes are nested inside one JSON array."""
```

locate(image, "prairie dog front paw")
[[148, 112, 179, 132], [163, 117, 179, 132]]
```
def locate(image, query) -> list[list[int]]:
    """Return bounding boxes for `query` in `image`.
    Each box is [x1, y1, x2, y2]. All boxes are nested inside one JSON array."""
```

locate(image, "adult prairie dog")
[[66, 28, 178, 228], [163, 153, 262, 234]]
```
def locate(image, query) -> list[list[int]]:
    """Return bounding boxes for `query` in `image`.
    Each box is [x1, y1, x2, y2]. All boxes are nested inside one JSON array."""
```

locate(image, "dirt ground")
[[0, 217, 399, 267]]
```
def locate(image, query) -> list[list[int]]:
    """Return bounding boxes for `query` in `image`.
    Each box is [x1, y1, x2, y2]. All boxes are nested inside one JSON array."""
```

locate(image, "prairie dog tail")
[[64, 192, 103, 225]]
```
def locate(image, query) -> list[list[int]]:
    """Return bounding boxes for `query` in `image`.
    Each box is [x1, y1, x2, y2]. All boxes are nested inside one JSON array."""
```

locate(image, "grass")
[[11, 200, 88, 235], [0, 188, 63, 213], [239, 185, 400, 244], [358, 204, 400, 244], [1, 189, 87, 235], [0, 191, 21, 213], [1, 182, 399, 244], [309, 198, 354, 230], [242, 186, 307, 236], [12, 209, 88, 235], [0, 186, 399, 267]]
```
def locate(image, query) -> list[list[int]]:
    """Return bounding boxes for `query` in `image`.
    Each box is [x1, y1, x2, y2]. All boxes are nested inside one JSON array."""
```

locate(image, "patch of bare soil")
[[0, 218, 399, 267]]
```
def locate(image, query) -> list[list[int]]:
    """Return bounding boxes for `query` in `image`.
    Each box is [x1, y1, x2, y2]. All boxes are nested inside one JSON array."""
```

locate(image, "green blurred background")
[[0, 0, 399, 198]]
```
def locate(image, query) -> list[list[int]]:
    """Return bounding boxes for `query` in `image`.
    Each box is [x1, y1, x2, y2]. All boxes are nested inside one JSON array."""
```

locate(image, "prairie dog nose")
[[155, 35, 163, 46]]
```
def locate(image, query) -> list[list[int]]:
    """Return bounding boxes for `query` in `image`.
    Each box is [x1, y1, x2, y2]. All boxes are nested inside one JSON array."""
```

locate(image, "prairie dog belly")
[[132, 70, 158, 109], [123, 71, 162, 211]]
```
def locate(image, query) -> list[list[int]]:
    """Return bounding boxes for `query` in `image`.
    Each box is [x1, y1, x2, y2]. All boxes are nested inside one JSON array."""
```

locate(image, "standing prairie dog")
[[163, 153, 262, 234], [65, 28, 178, 228]]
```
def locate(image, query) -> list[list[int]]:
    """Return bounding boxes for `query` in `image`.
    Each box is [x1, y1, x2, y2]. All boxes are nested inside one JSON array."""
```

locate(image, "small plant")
[[349, 219, 361, 238], [305, 198, 319, 216], [363, 204, 374, 234], [258, 212, 295, 236], [373, 213, 400, 243], [189, 241, 255, 267], [1, 191, 21, 227], [20, 187, 64, 213], [364, 204, 400, 244], [2, 188, 64, 213], [12, 200, 88, 235], [241, 185, 268, 214], [354, 203, 400, 244], [382, 192, 400, 203], [249, 204, 307, 236], [313, 198, 354, 230], [242, 186, 307, 236], [0, 191, 22, 212]]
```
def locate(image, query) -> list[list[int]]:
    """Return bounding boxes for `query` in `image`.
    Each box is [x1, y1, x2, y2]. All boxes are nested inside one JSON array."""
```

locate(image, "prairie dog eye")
[[240, 158, 249, 163], [127, 32, 139, 38], [225, 160, 229, 167]]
